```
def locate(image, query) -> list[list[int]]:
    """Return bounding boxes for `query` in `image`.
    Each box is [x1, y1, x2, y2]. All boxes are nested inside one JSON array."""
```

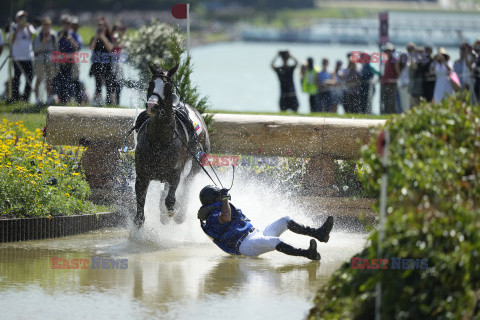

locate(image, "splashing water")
[[125, 165, 357, 252]]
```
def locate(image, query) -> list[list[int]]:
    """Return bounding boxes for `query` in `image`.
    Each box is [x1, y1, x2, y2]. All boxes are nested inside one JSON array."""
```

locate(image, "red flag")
[[171, 4, 188, 19]]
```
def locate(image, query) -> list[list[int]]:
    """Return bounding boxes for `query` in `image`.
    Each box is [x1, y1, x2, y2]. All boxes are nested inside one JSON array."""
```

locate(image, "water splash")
[[126, 167, 340, 249]]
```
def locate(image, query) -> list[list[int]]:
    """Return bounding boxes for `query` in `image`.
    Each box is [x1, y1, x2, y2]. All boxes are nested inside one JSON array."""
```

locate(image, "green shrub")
[[333, 159, 372, 198], [308, 94, 480, 319], [163, 33, 213, 128]]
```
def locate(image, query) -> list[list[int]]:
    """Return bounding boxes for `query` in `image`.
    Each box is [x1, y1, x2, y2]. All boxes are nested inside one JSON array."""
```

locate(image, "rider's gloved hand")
[[219, 188, 231, 200]]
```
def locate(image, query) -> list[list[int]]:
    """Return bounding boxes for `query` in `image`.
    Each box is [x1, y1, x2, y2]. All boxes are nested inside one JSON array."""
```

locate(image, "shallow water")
[[0, 172, 367, 319], [0, 229, 366, 320]]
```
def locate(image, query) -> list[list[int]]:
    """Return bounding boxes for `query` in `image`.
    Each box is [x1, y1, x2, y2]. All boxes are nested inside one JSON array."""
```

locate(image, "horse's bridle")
[[147, 74, 182, 118]]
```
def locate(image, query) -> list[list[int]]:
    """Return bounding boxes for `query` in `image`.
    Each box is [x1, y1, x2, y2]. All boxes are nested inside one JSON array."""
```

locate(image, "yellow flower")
[[65, 193, 70, 197], [72, 173, 79, 176]]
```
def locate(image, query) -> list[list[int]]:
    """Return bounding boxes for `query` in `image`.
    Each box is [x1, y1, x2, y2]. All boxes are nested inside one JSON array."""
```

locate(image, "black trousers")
[[309, 94, 319, 112], [92, 63, 115, 104], [12, 60, 33, 101]]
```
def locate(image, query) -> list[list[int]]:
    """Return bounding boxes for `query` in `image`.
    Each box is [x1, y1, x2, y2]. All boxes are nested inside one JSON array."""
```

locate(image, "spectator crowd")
[[2, 9, 480, 113], [0, 10, 127, 106], [272, 41, 480, 114]]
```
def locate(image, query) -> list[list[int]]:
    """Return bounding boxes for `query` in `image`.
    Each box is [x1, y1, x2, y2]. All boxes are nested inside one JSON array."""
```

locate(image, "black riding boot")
[[276, 239, 320, 261], [287, 216, 334, 243]]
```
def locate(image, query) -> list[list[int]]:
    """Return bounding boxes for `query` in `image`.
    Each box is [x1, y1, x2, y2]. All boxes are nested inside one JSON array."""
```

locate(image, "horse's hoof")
[[160, 214, 170, 225], [173, 212, 186, 224]]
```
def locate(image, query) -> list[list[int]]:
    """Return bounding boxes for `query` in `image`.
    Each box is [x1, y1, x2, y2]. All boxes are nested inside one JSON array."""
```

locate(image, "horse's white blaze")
[[147, 78, 165, 106], [147, 77, 179, 107]]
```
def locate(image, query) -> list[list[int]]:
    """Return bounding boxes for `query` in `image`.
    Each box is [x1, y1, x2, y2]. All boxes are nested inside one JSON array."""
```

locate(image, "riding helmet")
[[199, 185, 220, 206]]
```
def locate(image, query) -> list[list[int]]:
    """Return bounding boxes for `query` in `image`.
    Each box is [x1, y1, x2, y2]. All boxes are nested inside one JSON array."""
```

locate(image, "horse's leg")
[[134, 177, 149, 228], [173, 158, 194, 224], [165, 173, 180, 217], [159, 183, 170, 225], [173, 176, 192, 224]]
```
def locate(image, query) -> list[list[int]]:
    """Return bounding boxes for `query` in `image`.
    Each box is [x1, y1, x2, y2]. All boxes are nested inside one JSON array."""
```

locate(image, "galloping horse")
[[133, 64, 210, 227]]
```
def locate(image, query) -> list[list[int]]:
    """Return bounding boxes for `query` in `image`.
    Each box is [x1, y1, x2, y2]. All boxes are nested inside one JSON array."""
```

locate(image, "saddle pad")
[[186, 105, 204, 135]]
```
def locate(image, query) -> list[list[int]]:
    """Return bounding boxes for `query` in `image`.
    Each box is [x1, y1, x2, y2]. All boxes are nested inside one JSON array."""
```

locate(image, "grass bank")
[[1, 102, 391, 132]]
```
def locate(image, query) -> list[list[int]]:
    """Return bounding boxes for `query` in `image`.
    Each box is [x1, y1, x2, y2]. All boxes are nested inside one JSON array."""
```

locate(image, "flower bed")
[[0, 119, 97, 217]]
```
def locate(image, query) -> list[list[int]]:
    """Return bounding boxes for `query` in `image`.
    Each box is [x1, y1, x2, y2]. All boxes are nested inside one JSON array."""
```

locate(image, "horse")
[[133, 64, 210, 227]]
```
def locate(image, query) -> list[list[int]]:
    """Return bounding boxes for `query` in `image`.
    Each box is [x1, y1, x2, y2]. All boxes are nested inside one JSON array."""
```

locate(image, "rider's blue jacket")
[[198, 201, 254, 255]]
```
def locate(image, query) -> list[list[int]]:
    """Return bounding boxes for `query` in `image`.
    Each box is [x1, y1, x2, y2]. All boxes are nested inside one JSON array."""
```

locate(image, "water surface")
[[1, 173, 368, 319]]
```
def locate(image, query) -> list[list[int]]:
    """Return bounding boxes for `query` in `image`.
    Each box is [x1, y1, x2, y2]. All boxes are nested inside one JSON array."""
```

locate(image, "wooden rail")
[[46, 107, 385, 159]]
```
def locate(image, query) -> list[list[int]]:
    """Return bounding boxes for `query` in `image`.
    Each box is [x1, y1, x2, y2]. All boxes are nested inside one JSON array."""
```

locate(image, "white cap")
[[15, 10, 27, 19]]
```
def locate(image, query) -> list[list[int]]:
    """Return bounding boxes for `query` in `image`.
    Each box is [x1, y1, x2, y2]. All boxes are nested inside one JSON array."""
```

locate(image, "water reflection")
[[0, 229, 366, 319]]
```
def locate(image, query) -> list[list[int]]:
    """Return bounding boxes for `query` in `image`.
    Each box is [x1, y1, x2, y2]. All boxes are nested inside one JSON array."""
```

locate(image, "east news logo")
[[51, 256, 128, 269], [351, 257, 428, 269]]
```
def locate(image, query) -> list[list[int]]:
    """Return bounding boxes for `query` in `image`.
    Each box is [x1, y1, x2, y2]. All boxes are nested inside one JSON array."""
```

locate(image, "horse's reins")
[[158, 75, 235, 190], [166, 119, 235, 190], [124, 73, 234, 190]]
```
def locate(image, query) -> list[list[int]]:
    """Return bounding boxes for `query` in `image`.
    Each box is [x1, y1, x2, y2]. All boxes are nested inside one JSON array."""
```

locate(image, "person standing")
[[420, 46, 436, 103], [271, 50, 299, 112], [408, 46, 424, 109], [396, 53, 410, 112], [70, 16, 84, 103], [301, 57, 319, 112], [330, 60, 344, 114], [0, 27, 4, 56], [380, 43, 399, 114], [473, 39, 480, 104], [9, 10, 35, 102], [316, 58, 336, 113], [431, 47, 454, 104], [342, 58, 361, 113], [359, 53, 379, 114], [56, 15, 80, 104], [111, 23, 127, 105], [90, 17, 115, 106], [453, 42, 474, 91], [32, 17, 57, 105]]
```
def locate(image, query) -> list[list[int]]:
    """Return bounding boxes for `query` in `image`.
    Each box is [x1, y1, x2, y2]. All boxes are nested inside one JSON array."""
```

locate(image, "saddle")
[[133, 101, 197, 144]]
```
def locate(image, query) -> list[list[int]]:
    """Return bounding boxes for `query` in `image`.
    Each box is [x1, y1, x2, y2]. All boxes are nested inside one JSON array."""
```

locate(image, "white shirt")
[[397, 67, 410, 88], [10, 24, 35, 60]]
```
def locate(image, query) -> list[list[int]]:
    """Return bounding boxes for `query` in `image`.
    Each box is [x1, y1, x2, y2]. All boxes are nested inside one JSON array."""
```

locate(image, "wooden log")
[[208, 114, 385, 159], [46, 107, 385, 159]]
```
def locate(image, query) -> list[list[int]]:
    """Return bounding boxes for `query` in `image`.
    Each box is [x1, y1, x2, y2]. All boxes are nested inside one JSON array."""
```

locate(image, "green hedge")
[[308, 93, 480, 319]]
